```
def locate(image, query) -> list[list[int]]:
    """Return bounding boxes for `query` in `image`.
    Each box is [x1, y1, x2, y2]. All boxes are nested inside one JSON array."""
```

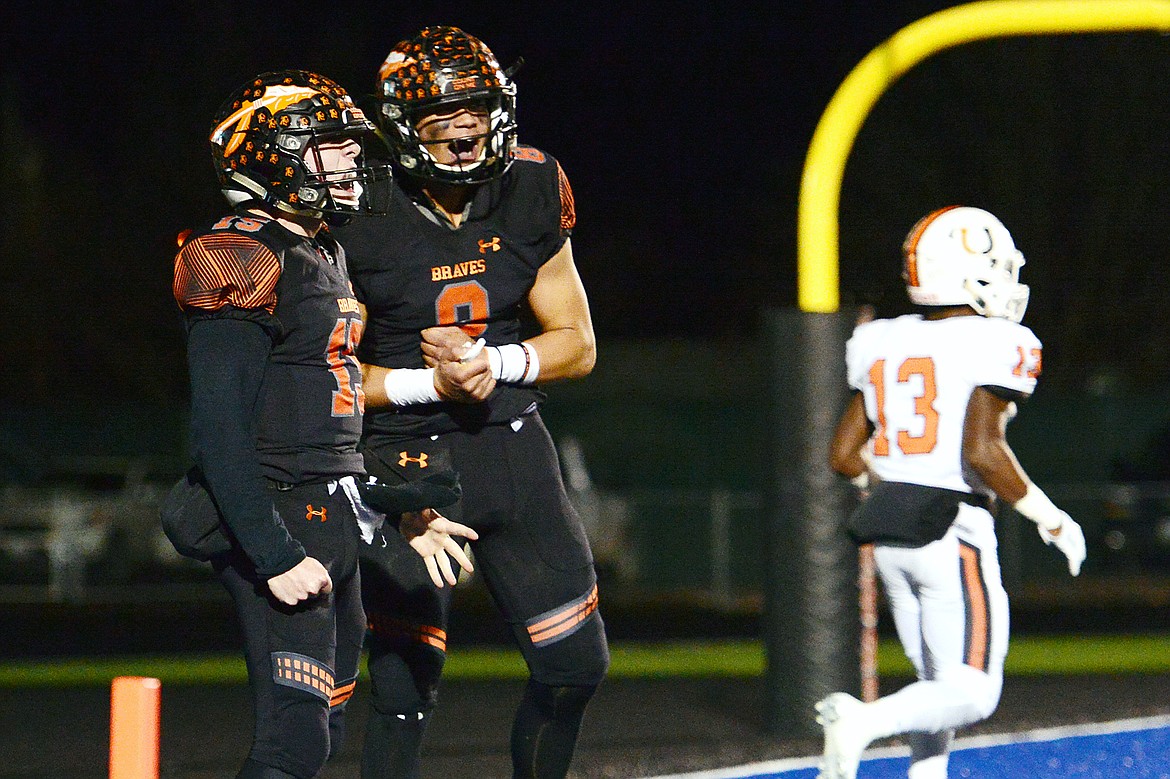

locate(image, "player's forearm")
[[829, 449, 867, 480], [362, 362, 391, 408], [975, 448, 1069, 534], [963, 386, 1030, 504], [523, 325, 596, 382], [964, 436, 1028, 503], [361, 361, 442, 409], [187, 319, 305, 576], [829, 393, 871, 478]]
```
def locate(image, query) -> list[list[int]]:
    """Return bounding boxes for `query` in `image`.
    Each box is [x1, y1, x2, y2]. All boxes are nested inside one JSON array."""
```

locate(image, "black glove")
[[356, 470, 462, 516]]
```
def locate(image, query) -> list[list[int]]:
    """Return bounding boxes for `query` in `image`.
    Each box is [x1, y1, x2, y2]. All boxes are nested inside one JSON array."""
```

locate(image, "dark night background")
[[3, 1, 1170, 462], [5, 13, 1170, 775]]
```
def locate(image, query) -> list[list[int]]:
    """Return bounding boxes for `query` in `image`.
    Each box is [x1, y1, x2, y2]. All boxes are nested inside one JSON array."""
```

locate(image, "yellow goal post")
[[796, 0, 1170, 314]]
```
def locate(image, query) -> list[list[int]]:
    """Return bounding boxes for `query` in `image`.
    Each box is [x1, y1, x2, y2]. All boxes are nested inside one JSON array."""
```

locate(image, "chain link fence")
[[2, 453, 1166, 605]]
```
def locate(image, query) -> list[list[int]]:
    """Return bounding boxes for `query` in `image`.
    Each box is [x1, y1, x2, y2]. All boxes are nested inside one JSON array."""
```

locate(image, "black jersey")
[[335, 145, 575, 438], [174, 211, 365, 482]]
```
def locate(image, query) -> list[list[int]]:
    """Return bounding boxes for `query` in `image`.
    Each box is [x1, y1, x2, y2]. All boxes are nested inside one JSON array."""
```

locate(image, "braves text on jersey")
[[334, 145, 575, 438]]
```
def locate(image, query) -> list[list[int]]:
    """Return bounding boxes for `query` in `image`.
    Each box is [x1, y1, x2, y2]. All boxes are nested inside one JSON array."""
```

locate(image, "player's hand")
[[850, 471, 872, 501], [1038, 516, 1086, 577], [433, 353, 495, 403], [421, 326, 476, 364], [267, 556, 333, 605], [420, 327, 495, 401], [399, 508, 479, 587]]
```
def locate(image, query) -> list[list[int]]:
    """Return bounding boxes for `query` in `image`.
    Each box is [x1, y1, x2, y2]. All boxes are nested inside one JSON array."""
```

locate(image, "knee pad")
[[524, 680, 598, 720], [251, 652, 336, 778], [261, 692, 330, 778], [938, 664, 1002, 721], [361, 707, 432, 779], [524, 614, 609, 687]]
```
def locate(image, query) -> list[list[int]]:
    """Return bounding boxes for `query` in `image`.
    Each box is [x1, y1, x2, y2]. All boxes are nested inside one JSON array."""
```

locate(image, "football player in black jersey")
[[172, 70, 477, 779], [332, 27, 609, 779]]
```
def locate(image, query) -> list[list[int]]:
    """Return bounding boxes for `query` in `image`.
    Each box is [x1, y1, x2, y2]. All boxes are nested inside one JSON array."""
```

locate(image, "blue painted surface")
[[646, 719, 1170, 779]]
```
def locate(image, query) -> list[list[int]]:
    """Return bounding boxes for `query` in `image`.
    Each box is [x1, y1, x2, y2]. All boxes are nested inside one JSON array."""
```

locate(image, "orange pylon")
[[109, 676, 160, 778]]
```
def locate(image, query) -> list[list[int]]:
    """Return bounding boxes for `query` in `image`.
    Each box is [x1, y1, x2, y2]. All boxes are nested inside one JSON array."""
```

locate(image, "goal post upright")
[[765, 0, 1170, 738], [797, 0, 1170, 315]]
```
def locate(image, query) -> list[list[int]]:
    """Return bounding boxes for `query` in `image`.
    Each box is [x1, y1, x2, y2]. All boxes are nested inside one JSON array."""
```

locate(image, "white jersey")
[[846, 313, 1041, 494]]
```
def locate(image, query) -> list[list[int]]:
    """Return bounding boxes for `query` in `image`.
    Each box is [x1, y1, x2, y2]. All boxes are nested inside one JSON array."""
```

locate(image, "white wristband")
[[383, 368, 441, 406], [1012, 483, 1065, 532], [486, 343, 540, 384]]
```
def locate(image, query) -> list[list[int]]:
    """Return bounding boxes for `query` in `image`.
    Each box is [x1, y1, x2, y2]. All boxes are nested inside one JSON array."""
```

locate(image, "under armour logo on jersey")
[[398, 451, 429, 468], [306, 505, 328, 522], [478, 236, 501, 253]]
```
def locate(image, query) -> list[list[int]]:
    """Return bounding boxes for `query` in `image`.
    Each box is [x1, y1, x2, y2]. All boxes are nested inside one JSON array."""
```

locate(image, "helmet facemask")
[[296, 132, 380, 214], [427, 96, 513, 179], [963, 248, 1030, 323], [903, 206, 1031, 323]]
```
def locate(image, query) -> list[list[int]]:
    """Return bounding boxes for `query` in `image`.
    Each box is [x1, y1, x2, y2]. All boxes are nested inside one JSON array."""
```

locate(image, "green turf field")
[[2, 635, 1168, 687]]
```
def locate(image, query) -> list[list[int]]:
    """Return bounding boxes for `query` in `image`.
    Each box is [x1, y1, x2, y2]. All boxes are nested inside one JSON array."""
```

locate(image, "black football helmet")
[[210, 70, 390, 216], [375, 26, 518, 184]]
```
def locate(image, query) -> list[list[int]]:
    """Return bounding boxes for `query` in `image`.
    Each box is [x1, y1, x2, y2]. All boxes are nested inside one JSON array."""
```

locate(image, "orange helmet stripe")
[[210, 85, 321, 157], [903, 205, 961, 287]]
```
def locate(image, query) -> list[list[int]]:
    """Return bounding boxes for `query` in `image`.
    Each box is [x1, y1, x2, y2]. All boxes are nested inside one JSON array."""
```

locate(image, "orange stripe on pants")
[[959, 542, 990, 672]]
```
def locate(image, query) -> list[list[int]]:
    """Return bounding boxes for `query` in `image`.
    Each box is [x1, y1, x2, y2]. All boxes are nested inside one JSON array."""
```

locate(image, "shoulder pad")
[[173, 228, 281, 313], [511, 146, 548, 164]]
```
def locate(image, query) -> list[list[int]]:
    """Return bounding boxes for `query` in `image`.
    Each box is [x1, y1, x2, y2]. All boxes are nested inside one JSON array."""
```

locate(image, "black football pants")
[[358, 411, 609, 778], [216, 478, 365, 779]]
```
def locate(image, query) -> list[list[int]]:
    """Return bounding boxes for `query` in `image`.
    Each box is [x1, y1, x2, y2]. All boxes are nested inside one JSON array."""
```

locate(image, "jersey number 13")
[[868, 357, 939, 457]]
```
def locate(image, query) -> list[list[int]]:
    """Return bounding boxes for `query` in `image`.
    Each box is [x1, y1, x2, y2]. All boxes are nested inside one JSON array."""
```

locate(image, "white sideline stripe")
[[949, 713, 1170, 749], [639, 714, 1170, 779]]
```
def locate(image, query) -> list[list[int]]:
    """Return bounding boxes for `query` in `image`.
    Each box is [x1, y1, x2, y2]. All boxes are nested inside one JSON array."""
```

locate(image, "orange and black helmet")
[[375, 26, 518, 184], [209, 70, 389, 215]]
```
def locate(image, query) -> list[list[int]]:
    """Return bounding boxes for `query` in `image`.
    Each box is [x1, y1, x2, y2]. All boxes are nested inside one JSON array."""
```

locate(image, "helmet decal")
[[209, 71, 390, 217], [958, 226, 993, 256], [211, 86, 322, 157]]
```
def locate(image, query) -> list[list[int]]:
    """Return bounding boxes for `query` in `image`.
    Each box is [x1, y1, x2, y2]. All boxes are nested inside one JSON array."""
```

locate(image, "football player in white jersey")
[[816, 206, 1087, 779]]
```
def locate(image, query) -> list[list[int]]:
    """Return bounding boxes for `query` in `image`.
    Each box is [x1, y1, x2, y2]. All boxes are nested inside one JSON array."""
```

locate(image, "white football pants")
[[870, 503, 1009, 774]]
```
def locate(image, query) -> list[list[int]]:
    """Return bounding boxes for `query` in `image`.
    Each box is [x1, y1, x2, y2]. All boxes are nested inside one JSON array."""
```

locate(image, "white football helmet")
[[902, 206, 1030, 323]]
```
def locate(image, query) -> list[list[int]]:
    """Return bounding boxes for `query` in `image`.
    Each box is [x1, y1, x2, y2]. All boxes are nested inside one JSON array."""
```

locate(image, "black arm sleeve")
[[186, 317, 306, 577]]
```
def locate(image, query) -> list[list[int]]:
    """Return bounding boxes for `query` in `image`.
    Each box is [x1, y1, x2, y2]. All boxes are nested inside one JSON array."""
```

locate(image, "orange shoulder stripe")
[[555, 161, 576, 231], [173, 233, 281, 313]]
